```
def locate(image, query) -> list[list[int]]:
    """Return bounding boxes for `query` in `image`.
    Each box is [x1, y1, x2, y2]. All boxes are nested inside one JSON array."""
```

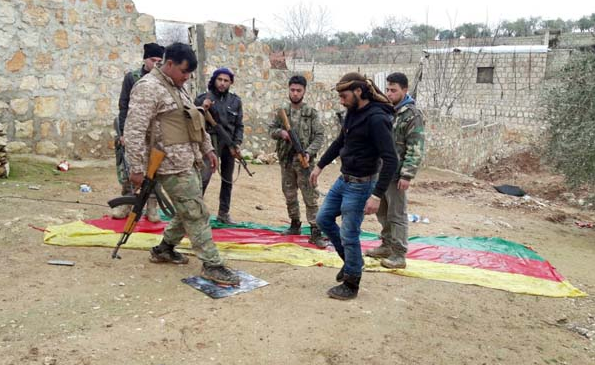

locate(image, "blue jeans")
[[316, 177, 376, 277]]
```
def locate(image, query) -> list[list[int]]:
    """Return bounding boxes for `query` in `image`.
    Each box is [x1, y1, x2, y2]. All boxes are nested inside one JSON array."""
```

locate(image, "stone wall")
[[191, 22, 343, 156], [423, 109, 505, 174], [0, 0, 155, 159], [417, 51, 549, 140]]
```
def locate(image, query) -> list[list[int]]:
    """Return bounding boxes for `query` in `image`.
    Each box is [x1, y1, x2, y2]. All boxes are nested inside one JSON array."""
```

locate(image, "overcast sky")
[[133, 0, 594, 37]]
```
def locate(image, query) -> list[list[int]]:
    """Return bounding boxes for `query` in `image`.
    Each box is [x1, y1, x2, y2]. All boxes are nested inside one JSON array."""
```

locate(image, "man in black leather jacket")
[[195, 68, 244, 224]]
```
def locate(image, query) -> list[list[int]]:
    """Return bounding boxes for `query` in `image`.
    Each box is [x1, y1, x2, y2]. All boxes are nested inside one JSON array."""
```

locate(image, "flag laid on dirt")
[[43, 215, 587, 298]]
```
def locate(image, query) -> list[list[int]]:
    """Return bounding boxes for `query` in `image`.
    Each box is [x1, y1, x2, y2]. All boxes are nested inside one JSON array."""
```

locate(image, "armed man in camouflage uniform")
[[269, 76, 326, 248], [124, 43, 240, 286], [365, 72, 425, 269], [112, 42, 164, 222]]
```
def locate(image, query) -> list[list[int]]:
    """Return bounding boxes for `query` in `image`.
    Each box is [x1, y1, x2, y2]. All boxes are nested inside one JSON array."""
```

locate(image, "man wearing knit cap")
[[310, 72, 399, 300], [112, 42, 165, 222], [194, 67, 244, 224]]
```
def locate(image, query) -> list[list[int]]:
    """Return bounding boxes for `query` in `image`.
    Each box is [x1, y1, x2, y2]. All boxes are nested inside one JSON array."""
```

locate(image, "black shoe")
[[149, 241, 189, 264], [216, 213, 237, 225], [200, 264, 240, 286], [327, 274, 360, 300], [308, 225, 327, 248], [282, 219, 301, 235]]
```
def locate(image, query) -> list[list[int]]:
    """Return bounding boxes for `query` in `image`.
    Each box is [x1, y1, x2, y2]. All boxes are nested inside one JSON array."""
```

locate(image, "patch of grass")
[[6, 157, 61, 182]]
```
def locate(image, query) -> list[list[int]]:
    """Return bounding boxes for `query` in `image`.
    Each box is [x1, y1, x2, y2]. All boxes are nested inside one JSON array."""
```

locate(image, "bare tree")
[[275, 2, 333, 60], [156, 20, 190, 46]]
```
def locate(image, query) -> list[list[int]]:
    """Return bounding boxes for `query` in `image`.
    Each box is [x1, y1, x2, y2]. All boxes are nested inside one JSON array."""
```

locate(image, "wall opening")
[[476, 67, 494, 84]]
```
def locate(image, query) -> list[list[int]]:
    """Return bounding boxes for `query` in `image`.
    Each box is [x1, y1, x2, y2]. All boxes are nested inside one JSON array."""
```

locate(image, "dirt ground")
[[1, 154, 594, 365]]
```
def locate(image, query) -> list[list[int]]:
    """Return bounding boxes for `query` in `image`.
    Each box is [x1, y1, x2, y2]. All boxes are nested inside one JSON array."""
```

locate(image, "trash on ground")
[[409, 214, 430, 223], [79, 184, 92, 193], [57, 160, 70, 172], [494, 184, 526, 197], [47, 259, 75, 266], [28, 185, 41, 190], [575, 221, 594, 229]]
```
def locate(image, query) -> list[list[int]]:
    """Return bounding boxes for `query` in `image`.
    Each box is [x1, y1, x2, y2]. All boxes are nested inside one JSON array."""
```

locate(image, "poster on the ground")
[[182, 270, 269, 299]]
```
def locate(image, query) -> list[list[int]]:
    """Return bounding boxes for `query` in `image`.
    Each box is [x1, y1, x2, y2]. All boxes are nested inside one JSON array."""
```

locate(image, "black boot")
[[336, 267, 345, 282], [336, 252, 345, 282], [282, 219, 301, 235], [327, 274, 361, 300], [308, 224, 327, 248]]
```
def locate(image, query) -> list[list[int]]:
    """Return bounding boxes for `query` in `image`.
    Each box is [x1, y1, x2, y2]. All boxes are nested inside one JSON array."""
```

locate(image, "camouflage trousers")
[[156, 169, 223, 266], [116, 158, 134, 195], [280, 157, 319, 224], [376, 180, 408, 254]]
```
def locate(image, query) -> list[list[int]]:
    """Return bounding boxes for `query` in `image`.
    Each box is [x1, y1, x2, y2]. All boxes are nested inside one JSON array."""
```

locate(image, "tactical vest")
[[151, 68, 205, 146]]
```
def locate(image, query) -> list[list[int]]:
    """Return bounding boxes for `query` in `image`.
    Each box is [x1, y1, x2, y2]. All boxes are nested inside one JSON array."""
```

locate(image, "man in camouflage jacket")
[[269, 75, 326, 248], [365, 72, 425, 269], [112, 42, 164, 222], [124, 43, 240, 286]]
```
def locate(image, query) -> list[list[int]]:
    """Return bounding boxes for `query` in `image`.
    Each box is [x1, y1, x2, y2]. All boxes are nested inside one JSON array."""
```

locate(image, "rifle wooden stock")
[[110, 147, 165, 259], [146, 148, 165, 179], [278, 109, 309, 169], [200, 108, 254, 177]]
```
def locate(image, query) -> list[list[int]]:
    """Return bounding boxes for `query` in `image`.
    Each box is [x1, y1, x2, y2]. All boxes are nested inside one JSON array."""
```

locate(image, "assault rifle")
[[113, 117, 134, 193], [278, 109, 309, 169], [201, 109, 254, 177], [107, 148, 175, 259]]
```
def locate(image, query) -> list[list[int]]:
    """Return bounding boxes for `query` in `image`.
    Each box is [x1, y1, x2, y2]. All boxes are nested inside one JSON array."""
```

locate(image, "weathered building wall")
[[417, 51, 549, 140], [0, 0, 155, 159]]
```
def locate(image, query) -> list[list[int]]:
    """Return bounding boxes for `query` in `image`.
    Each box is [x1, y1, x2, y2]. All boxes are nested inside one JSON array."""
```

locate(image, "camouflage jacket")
[[269, 103, 324, 163], [393, 99, 425, 180], [124, 67, 214, 176]]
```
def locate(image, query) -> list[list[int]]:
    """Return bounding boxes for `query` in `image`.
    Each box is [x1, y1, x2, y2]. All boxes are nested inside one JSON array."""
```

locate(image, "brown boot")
[[308, 225, 327, 248], [146, 196, 161, 223], [364, 242, 394, 259], [200, 264, 240, 286], [381, 251, 407, 269]]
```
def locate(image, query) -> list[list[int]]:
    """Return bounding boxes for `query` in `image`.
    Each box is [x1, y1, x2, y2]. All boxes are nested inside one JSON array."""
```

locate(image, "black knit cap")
[[143, 43, 164, 59]]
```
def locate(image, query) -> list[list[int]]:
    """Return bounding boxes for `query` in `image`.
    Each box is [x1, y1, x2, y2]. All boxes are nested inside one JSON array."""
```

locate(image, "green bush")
[[545, 51, 595, 188]]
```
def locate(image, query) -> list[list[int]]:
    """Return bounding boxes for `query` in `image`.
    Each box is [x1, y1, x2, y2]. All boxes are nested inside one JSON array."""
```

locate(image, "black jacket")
[[317, 101, 398, 198], [117, 66, 149, 134], [195, 90, 244, 146]]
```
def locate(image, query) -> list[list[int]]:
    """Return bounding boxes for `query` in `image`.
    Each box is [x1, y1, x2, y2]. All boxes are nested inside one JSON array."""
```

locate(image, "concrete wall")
[[0, 0, 155, 159]]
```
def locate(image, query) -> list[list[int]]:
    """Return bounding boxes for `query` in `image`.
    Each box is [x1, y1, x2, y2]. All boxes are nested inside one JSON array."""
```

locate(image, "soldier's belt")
[[342, 174, 377, 183]]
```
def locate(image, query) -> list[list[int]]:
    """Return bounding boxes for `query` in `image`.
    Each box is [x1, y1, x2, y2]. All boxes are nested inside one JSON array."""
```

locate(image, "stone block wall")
[[0, 0, 155, 159], [423, 108, 505, 173], [192, 22, 343, 156], [417, 51, 549, 141], [286, 61, 419, 85]]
